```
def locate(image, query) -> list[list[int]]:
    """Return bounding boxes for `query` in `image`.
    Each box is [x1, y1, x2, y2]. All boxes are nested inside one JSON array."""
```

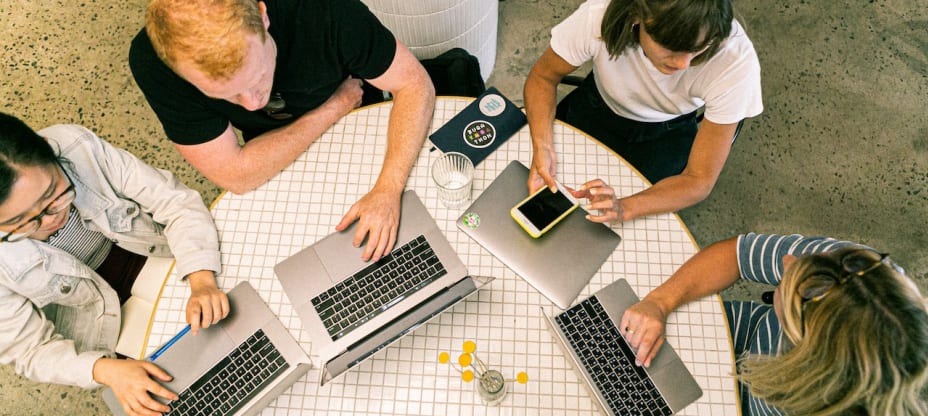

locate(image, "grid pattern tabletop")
[[145, 98, 739, 415]]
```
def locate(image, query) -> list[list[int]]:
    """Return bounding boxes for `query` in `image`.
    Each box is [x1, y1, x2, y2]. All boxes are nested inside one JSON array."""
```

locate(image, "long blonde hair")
[[146, 0, 266, 80], [740, 248, 928, 415]]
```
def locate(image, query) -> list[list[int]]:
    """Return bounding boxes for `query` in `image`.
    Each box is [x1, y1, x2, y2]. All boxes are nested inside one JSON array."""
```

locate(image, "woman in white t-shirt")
[[525, 0, 763, 224]]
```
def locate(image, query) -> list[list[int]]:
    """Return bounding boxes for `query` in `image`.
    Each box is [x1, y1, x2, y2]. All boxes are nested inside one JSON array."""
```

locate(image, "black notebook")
[[429, 87, 527, 165]]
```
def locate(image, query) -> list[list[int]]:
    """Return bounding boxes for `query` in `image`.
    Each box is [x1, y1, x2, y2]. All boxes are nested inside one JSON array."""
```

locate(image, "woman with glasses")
[[0, 112, 229, 415], [618, 232, 928, 415]]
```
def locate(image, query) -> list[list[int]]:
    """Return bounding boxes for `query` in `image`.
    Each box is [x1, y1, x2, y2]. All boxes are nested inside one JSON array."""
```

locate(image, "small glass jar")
[[476, 369, 508, 406]]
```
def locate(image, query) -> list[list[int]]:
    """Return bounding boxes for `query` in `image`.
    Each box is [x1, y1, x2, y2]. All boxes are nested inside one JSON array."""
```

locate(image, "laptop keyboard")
[[556, 297, 672, 416], [166, 329, 289, 416], [312, 235, 447, 341]]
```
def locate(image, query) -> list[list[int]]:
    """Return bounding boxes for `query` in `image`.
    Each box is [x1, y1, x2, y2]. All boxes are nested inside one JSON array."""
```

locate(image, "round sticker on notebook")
[[478, 94, 506, 117], [463, 120, 496, 148], [461, 212, 481, 229]]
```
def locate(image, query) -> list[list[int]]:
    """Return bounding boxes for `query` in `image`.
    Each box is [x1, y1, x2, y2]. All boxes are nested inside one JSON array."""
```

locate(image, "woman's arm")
[[524, 47, 580, 194], [618, 119, 739, 221], [621, 237, 741, 367]]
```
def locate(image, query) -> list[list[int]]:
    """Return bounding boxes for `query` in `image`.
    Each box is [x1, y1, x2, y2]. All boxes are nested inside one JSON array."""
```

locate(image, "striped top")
[[725, 233, 858, 416], [47, 207, 113, 270]]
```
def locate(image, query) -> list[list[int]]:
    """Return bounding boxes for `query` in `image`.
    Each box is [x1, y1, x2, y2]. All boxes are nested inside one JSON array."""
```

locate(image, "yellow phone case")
[[510, 187, 579, 238]]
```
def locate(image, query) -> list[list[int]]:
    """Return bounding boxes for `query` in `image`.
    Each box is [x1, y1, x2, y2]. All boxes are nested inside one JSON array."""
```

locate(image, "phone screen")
[[517, 189, 576, 230]]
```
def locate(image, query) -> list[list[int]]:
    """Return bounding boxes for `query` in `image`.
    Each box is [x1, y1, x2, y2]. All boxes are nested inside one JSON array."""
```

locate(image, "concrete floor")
[[0, 0, 925, 414]]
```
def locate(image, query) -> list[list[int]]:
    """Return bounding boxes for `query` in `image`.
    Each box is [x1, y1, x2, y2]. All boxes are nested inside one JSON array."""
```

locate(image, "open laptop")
[[103, 281, 311, 416], [544, 278, 702, 415], [274, 189, 491, 385], [457, 160, 621, 309]]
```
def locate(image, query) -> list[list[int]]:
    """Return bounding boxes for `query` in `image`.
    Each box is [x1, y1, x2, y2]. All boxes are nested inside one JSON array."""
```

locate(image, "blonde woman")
[[620, 232, 928, 415]]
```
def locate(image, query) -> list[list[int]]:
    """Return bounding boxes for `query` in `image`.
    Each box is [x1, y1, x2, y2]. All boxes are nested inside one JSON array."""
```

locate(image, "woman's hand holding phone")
[[572, 179, 624, 225], [510, 181, 579, 238]]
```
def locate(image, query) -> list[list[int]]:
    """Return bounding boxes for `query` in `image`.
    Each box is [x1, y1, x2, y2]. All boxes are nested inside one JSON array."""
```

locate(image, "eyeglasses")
[[796, 250, 891, 336], [0, 164, 76, 243], [801, 251, 892, 303]]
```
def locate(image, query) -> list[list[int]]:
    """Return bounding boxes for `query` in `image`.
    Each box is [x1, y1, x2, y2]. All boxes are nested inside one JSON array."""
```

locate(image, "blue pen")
[[147, 325, 191, 362]]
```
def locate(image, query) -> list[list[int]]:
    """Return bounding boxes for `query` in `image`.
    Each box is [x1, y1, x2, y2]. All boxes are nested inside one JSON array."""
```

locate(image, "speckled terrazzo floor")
[[0, 0, 926, 414]]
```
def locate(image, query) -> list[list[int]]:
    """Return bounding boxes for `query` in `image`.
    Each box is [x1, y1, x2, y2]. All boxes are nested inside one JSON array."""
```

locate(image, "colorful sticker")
[[461, 212, 481, 229], [463, 120, 496, 149]]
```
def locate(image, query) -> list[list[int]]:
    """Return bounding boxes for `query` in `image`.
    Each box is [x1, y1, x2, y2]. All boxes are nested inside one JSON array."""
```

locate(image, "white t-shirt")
[[551, 0, 763, 124]]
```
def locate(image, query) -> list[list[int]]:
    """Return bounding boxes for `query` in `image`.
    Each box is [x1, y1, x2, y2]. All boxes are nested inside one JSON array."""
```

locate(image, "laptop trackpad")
[[156, 325, 235, 392], [312, 226, 369, 283], [275, 245, 337, 300]]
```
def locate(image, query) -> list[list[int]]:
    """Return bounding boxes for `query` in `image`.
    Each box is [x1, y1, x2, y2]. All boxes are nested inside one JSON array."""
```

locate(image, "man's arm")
[[173, 78, 364, 194], [618, 119, 739, 221], [334, 39, 435, 261], [524, 47, 579, 193], [621, 237, 741, 367]]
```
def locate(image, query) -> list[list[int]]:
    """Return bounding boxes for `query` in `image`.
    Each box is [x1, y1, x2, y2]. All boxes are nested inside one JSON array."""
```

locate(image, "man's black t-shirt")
[[129, 0, 396, 144]]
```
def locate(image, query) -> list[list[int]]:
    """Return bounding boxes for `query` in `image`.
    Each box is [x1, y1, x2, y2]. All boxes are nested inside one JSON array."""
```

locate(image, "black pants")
[[94, 244, 147, 305], [556, 74, 699, 184]]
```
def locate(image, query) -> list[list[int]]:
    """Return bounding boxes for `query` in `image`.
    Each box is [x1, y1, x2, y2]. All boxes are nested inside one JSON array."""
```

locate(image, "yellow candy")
[[462, 340, 477, 353], [516, 372, 529, 384], [462, 370, 475, 383], [438, 352, 450, 364], [458, 353, 473, 367]]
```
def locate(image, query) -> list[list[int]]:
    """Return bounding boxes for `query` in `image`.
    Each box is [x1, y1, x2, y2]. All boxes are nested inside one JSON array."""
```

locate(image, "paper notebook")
[[114, 256, 174, 359], [428, 87, 526, 165]]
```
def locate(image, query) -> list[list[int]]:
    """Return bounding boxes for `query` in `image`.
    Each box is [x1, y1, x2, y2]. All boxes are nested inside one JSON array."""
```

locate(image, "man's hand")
[[93, 357, 178, 416], [620, 300, 668, 368], [185, 271, 230, 335], [571, 179, 624, 225], [334, 187, 401, 262], [323, 76, 364, 118], [528, 145, 558, 194]]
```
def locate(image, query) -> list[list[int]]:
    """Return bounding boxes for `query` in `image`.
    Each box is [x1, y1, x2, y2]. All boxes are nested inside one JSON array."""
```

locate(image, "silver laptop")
[[544, 278, 702, 415], [457, 160, 621, 309], [103, 281, 311, 416], [274, 190, 491, 385]]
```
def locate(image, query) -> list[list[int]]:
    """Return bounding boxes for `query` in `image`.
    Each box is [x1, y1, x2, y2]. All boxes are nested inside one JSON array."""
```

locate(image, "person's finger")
[[586, 197, 618, 212], [199, 300, 214, 329], [643, 336, 664, 368], [581, 178, 606, 190], [585, 212, 616, 224], [377, 224, 396, 261], [335, 205, 360, 233], [366, 224, 390, 262], [187, 304, 201, 336], [352, 216, 371, 250], [220, 293, 231, 319], [142, 361, 174, 383], [586, 184, 616, 199], [358, 227, 375, 261], [542, 172, 558, 192], [527, 174, 545, 194], [141, 384, 176, 412], [210, 295, 224, 324]]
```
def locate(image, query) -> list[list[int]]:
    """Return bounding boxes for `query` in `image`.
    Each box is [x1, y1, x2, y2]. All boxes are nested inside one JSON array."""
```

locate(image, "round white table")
[[144, 97, 740, 415]]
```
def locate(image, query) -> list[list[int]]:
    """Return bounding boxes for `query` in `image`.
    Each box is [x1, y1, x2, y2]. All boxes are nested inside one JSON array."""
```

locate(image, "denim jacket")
[[0, 124, 221, 388]]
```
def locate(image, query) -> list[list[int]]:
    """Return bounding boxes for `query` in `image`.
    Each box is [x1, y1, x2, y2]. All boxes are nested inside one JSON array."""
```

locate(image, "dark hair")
[[601, 0, 733, 66], [0, 112, 59, 205]]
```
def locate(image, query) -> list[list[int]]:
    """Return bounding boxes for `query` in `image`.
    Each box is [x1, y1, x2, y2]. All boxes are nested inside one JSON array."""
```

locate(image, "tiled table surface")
[[145, 98, 739, 415]]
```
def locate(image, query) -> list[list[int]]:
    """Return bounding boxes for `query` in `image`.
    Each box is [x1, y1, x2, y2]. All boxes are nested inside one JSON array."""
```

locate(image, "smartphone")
[[510, 183, 579, 238]]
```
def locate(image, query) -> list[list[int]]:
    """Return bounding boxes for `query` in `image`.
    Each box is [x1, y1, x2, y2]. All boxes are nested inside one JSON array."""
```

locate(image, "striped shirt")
[[726, 233, 858, 416], [47, 207, 113, 270]]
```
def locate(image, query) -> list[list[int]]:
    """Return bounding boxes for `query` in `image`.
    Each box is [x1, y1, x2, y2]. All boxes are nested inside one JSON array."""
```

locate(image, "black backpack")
[[420, 48, 487, 98], [361, 47, 487, 104]]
